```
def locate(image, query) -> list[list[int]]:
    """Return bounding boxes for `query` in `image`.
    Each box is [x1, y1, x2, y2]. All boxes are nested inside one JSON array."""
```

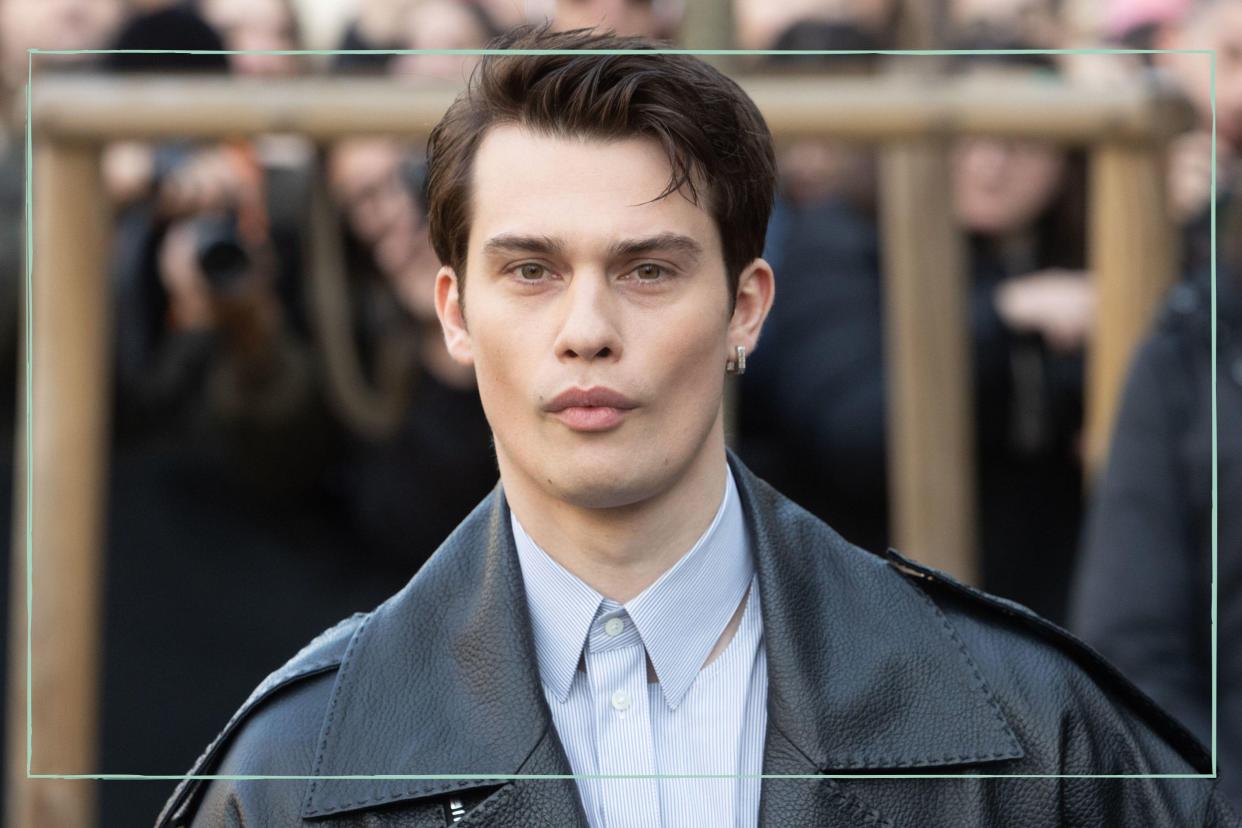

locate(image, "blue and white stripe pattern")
[[512, 468, 768, 827]]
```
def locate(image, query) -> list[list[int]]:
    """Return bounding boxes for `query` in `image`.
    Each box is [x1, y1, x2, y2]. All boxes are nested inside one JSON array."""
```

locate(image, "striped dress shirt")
[[511, 467, 768, 827]]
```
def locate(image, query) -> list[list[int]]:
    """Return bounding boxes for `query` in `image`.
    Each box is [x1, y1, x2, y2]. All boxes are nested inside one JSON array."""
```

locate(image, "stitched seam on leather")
[[315, 731, 545, 811], [906, 584, 1024, 763], [300, 614, 507, 816], [162, 659, 343, 825], [772, 687, 1020, 769], [889, 552, 1213, 772], [818, 778, 895, 827], [304, 609, 376, 813]]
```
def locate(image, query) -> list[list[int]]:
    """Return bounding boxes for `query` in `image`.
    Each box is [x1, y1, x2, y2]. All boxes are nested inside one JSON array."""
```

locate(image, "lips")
[[544, 386, 638, 413], [544, 386, 638, 433]]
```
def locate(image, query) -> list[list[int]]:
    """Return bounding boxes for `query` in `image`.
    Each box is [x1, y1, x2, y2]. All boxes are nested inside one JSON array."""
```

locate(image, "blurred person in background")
[[325, 136, 497, 577], [1070, 193, 1242, 811], [332, 0, 410, 73], [734, 0, 896, 51], [333, 0, 502, 76], [549, 0, 680, 39], [755, 22, 885, 276], [197, 0, 303, 78], [947, 0, 1067, 46], [738, 47, 1093, 625], [103, 7, 317, 470], [321, 0, 508, 578], [389, 0, 500, 82], [1150, 0, 1242, 276], [0, 0, 124, 90], [1070, 5, 1242, 799], [94, 9, 393, 826]]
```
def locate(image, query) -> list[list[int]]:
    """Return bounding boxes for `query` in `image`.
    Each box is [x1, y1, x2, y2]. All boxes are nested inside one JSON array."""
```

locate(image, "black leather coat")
[[158, 450, 1238, 827]]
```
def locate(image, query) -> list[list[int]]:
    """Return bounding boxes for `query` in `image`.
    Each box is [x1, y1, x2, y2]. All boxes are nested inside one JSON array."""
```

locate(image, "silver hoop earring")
[[725, 345, 746, 375]]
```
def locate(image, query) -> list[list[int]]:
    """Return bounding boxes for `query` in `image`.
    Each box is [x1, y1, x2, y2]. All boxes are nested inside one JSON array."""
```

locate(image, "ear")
[[434, 265, 474, 366], [727, 257, 775, 360]]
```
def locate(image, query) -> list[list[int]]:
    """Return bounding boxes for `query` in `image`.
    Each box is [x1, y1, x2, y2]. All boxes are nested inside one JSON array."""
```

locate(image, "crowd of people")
[[0, 0, 1237, 823]]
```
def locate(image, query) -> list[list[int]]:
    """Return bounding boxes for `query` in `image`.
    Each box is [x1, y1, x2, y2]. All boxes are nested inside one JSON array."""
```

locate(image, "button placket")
[[586, 625, 660, 826]]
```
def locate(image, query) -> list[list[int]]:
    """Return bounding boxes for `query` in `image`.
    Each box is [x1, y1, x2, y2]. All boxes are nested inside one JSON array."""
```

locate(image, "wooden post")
[[879, 138, 978, 582], [1086, 141, 1177, 479], [6, 141, 111, 828]]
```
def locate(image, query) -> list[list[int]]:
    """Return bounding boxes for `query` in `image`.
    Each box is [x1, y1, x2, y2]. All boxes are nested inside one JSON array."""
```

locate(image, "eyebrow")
[[607, 233, 704, 264], [480, 232, 704, 265], [481, 233, 565, 258]]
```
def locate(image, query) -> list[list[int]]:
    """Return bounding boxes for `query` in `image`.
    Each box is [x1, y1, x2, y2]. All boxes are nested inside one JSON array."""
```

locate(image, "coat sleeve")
[[1069, 330, 1210, 744]]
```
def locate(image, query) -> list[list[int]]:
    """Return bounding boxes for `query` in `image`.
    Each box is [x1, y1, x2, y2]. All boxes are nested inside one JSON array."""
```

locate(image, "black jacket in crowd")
[[1072, 264, 1242, 810], [157, 450, 1235, 826], [740, 197, 1085, 625]]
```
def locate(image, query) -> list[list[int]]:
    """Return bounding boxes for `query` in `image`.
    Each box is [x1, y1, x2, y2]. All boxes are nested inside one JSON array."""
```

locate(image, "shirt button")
[[604, 618, 624, 637], [611, 690, 631, 712]]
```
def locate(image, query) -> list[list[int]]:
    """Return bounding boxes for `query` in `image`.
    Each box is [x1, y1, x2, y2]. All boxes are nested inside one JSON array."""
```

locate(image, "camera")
[[191, 212, 250, 292]]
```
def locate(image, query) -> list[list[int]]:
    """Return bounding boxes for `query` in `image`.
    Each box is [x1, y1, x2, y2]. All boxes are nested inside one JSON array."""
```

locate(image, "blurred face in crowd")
[[435, 125, 772, 510], [391, 0, 490, 83], [329, 137, 438, 319], [0, 0, 123, 81], [734, 0, 895, 49], [1159, 0, 1242, 147], [953, 135, 1065, 236], [199, 0, 299, 77], [949, 0, 1061, 45], [553, 0, 658, 38]]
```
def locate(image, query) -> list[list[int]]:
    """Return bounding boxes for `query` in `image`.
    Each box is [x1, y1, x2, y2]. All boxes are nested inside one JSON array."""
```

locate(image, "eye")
[[513, 263, 549, 281], [630, 263, 668, 282]]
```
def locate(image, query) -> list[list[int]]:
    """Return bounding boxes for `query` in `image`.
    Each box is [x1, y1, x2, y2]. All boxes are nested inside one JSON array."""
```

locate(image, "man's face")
[[435, 126, 741, 510]]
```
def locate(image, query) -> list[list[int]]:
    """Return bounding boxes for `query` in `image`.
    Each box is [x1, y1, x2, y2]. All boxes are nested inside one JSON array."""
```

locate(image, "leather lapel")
[[722, 451, 1024, 817], [300, 449, 1023, 824], [300, 485, 587, 825]]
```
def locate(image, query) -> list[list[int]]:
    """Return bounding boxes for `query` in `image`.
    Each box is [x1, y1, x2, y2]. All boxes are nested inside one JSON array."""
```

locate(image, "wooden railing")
[[9, 71, 1191, 827]]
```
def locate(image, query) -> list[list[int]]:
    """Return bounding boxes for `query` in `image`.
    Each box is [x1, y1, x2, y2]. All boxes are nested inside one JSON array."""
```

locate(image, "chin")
[[545, 456, 669, 511]]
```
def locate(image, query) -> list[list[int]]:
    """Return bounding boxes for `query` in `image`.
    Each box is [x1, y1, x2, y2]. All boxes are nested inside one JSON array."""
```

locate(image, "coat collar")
[[301, 449, 1022, 820], [734, 453, 1023, 774]]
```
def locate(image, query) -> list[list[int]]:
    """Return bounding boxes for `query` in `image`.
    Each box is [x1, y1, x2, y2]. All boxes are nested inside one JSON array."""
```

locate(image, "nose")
[[553, 271, 622, 364]]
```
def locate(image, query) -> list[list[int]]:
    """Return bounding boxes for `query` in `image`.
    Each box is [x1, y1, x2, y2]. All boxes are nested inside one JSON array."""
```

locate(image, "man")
[[159, 25, 1237, 827]]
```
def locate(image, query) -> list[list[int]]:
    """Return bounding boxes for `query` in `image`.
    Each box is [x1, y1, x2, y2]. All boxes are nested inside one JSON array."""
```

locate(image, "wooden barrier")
[[30, 75, 1183, 143], [7, 142, 112, 828], [11, 71, 1191, 827]]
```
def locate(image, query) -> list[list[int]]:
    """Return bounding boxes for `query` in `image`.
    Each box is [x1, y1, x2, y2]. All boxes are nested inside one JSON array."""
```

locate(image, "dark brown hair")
[[425, 25, 777, 311]]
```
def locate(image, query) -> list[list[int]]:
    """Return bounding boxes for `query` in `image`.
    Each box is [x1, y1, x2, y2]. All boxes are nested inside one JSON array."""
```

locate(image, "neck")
[[499, 414, 729, 604]]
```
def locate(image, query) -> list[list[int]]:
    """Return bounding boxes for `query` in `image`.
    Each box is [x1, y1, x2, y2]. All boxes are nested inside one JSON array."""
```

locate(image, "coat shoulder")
[[156, 611, 369, 827], [881, 548, 1211, 775]]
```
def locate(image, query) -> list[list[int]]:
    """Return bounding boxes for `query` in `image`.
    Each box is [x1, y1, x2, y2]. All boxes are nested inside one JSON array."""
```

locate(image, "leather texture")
[[157, 449, 1239, 827]]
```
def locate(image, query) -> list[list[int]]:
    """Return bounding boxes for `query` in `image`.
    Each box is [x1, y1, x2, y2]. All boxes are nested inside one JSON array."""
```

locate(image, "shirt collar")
[[512, 466, 753, 711]]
